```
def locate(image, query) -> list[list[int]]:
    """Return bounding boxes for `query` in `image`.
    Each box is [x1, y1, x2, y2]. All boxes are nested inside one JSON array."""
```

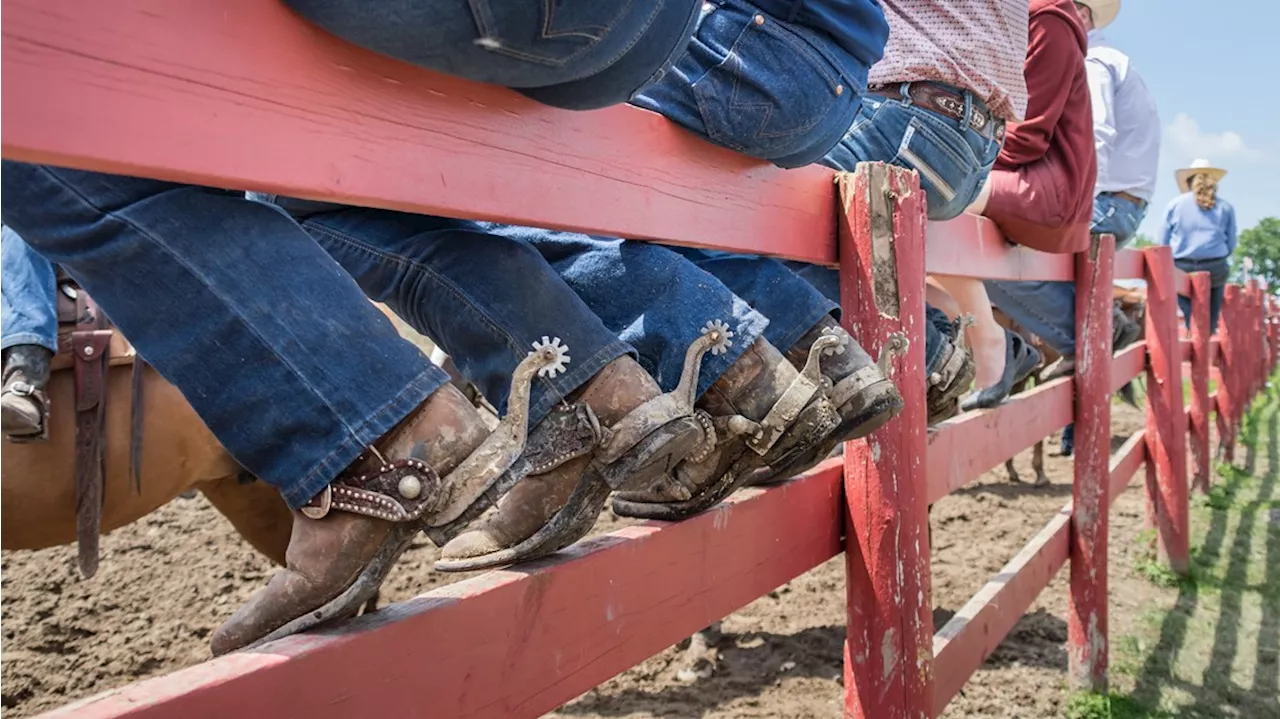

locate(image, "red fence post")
[[1069, 234, 1114, 691], [1254, 278, 1264, 394], [1219, 286, 1241, 460], [1141, 246, 1190, 575], [839, 164, 931, 719], [1189, 272, 1212, 493]]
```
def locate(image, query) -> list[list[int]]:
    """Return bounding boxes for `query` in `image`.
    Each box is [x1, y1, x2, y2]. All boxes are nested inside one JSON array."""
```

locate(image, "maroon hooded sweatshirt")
[[983, 0, 1096, 253]]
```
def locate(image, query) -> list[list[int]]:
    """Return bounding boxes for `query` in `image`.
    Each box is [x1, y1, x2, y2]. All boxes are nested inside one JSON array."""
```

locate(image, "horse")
[[1, 289, 495, 580], [1, 336, 293, 569]]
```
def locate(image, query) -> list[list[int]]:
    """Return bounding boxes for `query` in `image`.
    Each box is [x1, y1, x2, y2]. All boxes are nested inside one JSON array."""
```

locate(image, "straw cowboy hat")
[[1076, 0, 1120, 29], [1176, 158, 1228, 193]]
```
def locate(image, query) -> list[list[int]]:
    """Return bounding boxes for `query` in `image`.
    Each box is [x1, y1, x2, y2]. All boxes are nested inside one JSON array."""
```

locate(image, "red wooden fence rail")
[[4, 3, 1275, 717]]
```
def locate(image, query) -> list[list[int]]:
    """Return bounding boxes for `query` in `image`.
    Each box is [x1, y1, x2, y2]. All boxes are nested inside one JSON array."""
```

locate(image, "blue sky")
[[1102, 0, 1279, 238]]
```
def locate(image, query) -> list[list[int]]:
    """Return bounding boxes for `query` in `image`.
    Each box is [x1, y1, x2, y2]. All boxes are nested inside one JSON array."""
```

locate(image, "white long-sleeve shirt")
[[1086, 32, 1161, 200]]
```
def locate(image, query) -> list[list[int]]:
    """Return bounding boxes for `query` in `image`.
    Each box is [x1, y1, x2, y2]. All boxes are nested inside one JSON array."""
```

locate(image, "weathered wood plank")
[[1, 0, 837, 262], [840, 165, 933, 719], [40, 464, 843, 719]]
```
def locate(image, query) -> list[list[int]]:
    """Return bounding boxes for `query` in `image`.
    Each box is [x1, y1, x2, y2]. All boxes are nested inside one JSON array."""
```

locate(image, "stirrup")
[[2, 381, 49, 442], [432, 322, 733, 571]]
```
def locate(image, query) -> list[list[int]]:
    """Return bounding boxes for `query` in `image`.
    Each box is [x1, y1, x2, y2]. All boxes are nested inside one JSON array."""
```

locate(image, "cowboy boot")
[[2, 344, 53, 440], [612, 336, 840, 520], [436, 356, 694, 569], [433, 323, 736, 571], [210, 383, 492, 655], [749, 318, 903, 482], [925, 307, 976, 425]]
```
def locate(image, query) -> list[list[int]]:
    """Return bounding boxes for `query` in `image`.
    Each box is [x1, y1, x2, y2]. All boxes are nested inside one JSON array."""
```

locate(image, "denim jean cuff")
[[764, 302, 839, 357], [526, 339, 634, 427], [1, 333, 58, 353], [279, 367, 446, 509]]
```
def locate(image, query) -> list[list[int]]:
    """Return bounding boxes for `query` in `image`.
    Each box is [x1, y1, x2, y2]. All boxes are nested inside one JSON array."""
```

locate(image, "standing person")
[[985, 0, 1158, 377], [1162, 159, 1238, 333], [1, 226, 57, 440]]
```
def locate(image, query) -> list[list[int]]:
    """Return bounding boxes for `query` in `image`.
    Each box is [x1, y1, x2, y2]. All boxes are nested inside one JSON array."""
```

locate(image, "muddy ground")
[[2, 404, 1155, 718]]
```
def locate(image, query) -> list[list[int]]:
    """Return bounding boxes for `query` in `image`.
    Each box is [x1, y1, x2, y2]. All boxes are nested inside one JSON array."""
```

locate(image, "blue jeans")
[[822, 89, 1003, 220], [984, 193, 1150, 357], [674, 88, 1002, 361], [632, 0, 871, 168], [265, 198, 632, 424], [506, 0, 879, 395], [0, 165, 611, 506], [472, 225, 768, 400], [1, 225, 58, 353], [284, 0, 700, 110], [1175, 256, 1230, 335]]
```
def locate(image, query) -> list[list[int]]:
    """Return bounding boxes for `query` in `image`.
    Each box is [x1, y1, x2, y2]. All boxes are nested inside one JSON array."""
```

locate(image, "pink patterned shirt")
[[866, 0, 1030, 122]]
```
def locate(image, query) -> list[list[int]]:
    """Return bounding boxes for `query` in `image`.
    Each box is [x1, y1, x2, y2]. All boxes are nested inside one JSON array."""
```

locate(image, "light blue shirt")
[[1159, 192, 1238, 261], [1086, 32, 1161, 200]]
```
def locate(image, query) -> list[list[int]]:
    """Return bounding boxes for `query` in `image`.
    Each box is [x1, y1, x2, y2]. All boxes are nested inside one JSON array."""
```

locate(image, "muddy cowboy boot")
[[925, 306, 976, 426], [434, 327, 732, 572], [767, 318, 905, 476], [611, 331, 843, 520], [210, 342, 615, 654], [1, 344, 53, 440]]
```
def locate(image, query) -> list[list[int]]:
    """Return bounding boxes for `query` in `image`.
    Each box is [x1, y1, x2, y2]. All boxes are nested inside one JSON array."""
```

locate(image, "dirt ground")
[[2, 404, 1157, 718]]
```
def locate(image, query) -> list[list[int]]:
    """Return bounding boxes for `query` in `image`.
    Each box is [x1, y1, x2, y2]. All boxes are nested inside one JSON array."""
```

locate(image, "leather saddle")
[[52, 272, 146, 579]]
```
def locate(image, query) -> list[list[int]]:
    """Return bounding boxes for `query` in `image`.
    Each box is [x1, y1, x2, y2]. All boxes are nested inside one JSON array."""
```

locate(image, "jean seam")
[[282, 367, 443, 507], [306, 223, 622, 412], [770, 304, 836, 356], [1, 333, 57, 352], [468, 0, 639, 69], [306, 222, 539, 365], [35, 168, 372, 448]]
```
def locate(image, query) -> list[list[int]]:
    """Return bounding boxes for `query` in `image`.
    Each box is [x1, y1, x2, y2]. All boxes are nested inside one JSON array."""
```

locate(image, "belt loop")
[[898, 81, 912, 106], [961, 91, 973, 134]]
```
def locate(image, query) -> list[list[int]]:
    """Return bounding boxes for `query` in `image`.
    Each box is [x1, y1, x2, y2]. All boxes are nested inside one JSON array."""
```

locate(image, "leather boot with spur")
[[435, 326, 733, 572], [2, 344, 53, 440], [212, 341, 575, 654], [612, 331, 841, 521], [747, 317, 905, 484]]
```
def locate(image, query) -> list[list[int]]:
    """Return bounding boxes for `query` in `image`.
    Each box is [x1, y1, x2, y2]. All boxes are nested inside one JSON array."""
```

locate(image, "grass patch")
[[1135, 558, 1184, 589], [1074, 370, 1280, 717], [1064, 692, 1171, 719]]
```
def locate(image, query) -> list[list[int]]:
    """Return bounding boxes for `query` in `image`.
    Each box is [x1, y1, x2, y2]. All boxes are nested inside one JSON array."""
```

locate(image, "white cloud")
[[1163, 112, 1261, 163]]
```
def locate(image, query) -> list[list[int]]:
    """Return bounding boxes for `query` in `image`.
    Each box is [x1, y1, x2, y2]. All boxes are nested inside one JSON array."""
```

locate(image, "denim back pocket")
[[892, 113, 988, 221], [468, 0, 632, 68], [690, 9, 849, 161]]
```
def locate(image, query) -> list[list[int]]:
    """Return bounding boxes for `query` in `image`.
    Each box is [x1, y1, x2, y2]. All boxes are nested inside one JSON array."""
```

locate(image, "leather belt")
[[867, 81, 1004, 141]]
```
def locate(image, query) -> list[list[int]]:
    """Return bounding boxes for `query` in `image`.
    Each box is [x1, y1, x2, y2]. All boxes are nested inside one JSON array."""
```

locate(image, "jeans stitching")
[[692, 14, 834, 150], [35, 169, 373, 448], [467, 0, 638, 68], [285, 368, 443, 507], [304, 222, 536, 363], [0, 333, 57, 352], [305, 222, 620, 412]]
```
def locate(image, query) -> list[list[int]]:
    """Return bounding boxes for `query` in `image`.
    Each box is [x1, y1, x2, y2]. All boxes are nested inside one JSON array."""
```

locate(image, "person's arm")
[[1225, 202, 1239, 255], [997, 15, 1085, 166], [1086, 56, 1117, 186], [1158, 200, 1176, 246]]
